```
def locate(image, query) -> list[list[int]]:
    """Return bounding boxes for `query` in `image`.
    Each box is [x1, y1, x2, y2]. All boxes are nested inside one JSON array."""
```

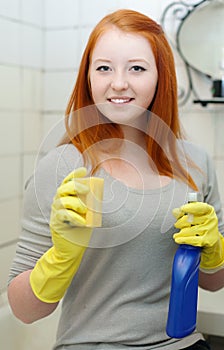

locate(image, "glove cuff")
[[200, 264, 224, 274], [200, 234, 224, 274], [30, 245, 85, 303]]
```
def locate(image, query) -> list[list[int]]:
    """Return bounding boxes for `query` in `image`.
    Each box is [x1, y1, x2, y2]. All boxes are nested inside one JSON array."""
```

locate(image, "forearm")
[[199, 268, 224, 292], [7, 270, 58, 324]]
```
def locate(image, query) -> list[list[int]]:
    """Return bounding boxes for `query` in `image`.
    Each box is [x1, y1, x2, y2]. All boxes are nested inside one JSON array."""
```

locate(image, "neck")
[[120, 124, 147, 149]]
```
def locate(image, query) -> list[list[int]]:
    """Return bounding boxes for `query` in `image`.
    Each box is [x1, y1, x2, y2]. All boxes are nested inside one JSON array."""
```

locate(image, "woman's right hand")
[[30, 167, 93, 303], [50, 167, 93, 251]]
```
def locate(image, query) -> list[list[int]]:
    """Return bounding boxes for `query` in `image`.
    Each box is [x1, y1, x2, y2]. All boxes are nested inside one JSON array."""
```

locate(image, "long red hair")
[[60, 9, 197, 190]]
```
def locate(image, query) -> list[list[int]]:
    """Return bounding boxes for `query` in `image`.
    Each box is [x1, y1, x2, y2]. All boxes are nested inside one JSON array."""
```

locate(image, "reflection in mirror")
[[161, 0, 224, 105], [177, 0, 224, 79]]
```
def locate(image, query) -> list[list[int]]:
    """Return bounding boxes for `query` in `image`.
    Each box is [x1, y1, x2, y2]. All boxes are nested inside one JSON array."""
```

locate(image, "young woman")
[[8, 9, 224, 350]]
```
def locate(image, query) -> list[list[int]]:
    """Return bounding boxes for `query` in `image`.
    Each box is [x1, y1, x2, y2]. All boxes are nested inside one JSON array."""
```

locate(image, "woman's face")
[[89, 27, 158, 127]]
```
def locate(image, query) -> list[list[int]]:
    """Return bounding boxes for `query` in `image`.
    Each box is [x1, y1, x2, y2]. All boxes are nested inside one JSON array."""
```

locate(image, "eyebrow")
[[92, 58, 112, 64], [128, 58, 150, 64], [92, 58, 150, 64]]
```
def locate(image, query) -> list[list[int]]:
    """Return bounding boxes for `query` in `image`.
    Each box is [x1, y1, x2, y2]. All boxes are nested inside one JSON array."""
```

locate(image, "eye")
[[96, 65, 111, 72], [130, 65, 146, 72]]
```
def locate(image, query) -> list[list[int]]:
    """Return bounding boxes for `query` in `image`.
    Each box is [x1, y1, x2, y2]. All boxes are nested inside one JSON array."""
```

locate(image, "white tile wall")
[[21, 25, 43, 68], [77, 26, 94, 62], [21, 68, 43, 111], [44, 0, 80, 28], [0, 199, 22, 245], [0, 0, 20, 19], [215, 160, 224, 205], [214, 112, 224, 158], [40, 113, 66, 153], [0, 66, 21, 110], [21, 0, 43, 26], [22, 111, 42, 152], [0, 156, 21, 200], [0, 19, 20, 65], [180, 109, 216, 156], [44, 29, 79, 70], [0, 111, 22, 155], [0, 0, 44, 295], [117, 0, 161, 20], [43, 71, 76, 111], [79, 0, 119, 26]]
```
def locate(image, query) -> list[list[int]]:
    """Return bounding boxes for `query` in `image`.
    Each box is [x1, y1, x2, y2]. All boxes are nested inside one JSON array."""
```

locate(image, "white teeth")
[[110, 98, 131, 104]]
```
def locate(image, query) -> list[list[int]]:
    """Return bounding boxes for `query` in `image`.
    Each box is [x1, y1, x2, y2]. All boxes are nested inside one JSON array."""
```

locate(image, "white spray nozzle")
[[187, 192, 198, 203], [187, 192, 199, 223]]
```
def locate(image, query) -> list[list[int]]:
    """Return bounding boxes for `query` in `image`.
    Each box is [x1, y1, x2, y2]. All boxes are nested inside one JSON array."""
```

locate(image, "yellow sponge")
[[79, 177, 104, 227]]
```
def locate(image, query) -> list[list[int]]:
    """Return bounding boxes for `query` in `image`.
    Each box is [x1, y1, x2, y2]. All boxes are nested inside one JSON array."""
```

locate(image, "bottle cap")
[[187, 192, 198, 202]]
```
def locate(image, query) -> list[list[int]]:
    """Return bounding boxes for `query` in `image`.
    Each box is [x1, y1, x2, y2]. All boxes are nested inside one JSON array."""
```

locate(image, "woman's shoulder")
[[177, 139, 210, 165], [38, 143, 82, 166], [178, 139, 206, 153], [25, 144, 83, 191], [36, 144, 83, 182]]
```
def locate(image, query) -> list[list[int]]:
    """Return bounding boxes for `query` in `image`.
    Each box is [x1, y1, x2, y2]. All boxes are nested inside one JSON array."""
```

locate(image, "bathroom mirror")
[[177, 0, 224, 79], [161, 0, 224, 105]]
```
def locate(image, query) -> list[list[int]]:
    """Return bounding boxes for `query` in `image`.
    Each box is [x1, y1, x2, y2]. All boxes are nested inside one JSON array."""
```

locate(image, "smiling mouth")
[[108, 98, 134, 104]]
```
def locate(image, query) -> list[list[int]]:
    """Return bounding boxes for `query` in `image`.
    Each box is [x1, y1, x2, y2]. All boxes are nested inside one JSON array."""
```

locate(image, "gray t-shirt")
[[8, 141, 224, 350]]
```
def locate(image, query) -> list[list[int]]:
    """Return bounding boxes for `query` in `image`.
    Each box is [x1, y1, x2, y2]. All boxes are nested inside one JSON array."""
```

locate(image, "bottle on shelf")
[[212, 46, 224, 98]]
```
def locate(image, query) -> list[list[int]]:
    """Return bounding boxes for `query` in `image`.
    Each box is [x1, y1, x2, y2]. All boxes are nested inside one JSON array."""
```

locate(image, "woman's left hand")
[[173, 202, 224, 272]]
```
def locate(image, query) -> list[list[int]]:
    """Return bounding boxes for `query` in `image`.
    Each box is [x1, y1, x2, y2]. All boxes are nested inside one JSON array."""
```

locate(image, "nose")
[[110, 72, 129, 91]]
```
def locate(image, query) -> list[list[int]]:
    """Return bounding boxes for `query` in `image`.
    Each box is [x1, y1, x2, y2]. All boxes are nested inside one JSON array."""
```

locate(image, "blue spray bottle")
[[166, 192, 201, 338]]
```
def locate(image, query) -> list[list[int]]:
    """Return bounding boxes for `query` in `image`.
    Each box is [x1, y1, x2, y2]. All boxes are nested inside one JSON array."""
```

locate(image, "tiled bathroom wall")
[[0, 0, 43, 294], [0, 0, 224, 348]]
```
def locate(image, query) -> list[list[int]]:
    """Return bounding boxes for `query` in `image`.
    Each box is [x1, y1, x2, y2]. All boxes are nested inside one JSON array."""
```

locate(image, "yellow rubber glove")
[[173, 202, 224, 273], [30, 167, 92, 303]]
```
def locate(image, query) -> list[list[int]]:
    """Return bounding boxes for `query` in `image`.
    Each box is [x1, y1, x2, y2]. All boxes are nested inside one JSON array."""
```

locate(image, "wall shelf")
[[193, 99, 224, 107]]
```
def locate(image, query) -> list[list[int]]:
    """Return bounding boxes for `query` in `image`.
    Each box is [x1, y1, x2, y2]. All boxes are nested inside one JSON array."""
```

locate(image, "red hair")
[[60, 9, 197, 190]]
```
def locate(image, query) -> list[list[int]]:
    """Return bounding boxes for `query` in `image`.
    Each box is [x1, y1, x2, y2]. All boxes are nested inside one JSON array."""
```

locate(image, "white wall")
[[0, 0, 224, 348], [0, 0, 43, 294]]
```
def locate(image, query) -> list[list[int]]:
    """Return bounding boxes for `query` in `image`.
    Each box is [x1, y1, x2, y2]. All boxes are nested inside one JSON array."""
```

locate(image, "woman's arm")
[[199, 269, 224, 292], [7, 270, 59, 324]]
